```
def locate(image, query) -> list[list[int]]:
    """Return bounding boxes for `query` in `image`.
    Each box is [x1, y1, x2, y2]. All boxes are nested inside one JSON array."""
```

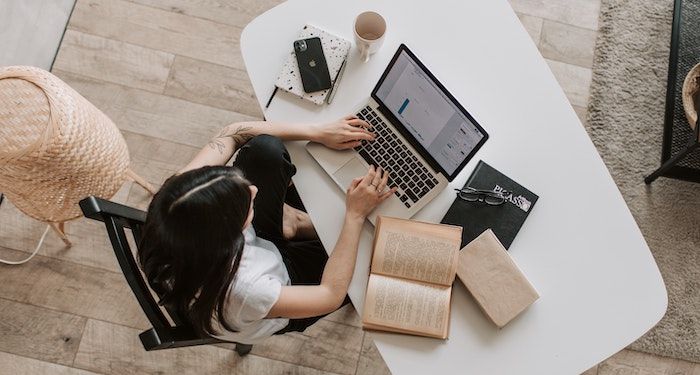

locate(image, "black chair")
[[79, 196, 253, 356]]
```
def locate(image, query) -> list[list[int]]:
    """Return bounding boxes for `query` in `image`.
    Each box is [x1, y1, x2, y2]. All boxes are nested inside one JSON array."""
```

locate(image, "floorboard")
[[0, 352, 100, 375], [0, 297, 86, 366], [539, 20, 597, 68], [163, 55, 262, 117], [69, 0, 245, 69], [126, 0, 281, 28], [355, 333, 392, 375], [0, 247, 148, 330], [73, 319, 336, 375], [0, 188, 129, 273], [53, 29, 174, 93]]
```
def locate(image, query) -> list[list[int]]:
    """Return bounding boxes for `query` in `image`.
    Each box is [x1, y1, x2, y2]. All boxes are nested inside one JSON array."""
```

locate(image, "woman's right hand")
[[345, 166, 397, 220], [312, 116, 375, 150]]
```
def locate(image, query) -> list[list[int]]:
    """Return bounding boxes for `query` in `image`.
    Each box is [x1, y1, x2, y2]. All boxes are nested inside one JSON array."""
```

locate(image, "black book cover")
[[441, 161, 538, 249]]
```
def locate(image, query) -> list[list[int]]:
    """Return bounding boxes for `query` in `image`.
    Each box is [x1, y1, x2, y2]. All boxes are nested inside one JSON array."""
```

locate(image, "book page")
[[362, 274, 451, 338], [372, 217, 461, 286]]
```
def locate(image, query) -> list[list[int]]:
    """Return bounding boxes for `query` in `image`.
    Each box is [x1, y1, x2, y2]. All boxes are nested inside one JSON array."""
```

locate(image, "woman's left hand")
[[312, 115, 375, 150]]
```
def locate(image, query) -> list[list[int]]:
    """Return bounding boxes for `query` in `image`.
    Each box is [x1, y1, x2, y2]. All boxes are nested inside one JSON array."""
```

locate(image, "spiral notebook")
[[275, 25, 351, 105]]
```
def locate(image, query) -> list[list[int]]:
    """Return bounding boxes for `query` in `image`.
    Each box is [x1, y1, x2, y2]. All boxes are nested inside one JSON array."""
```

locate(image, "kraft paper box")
[[456, 229, 539, 328]]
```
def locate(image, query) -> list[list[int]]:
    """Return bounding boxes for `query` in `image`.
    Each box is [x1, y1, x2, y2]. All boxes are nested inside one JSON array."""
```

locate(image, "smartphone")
[[293, 37, 332, 93]]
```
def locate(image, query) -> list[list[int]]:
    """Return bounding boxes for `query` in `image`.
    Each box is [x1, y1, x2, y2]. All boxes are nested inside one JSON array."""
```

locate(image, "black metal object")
[[79, 196, 253, 356], [645, 0, 700, 184], [646, 118, 700, 183]]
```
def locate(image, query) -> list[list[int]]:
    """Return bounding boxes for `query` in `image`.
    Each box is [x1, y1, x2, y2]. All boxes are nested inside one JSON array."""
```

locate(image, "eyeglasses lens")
[[458, 191, 480, 201], [484, 195, 505, 205]]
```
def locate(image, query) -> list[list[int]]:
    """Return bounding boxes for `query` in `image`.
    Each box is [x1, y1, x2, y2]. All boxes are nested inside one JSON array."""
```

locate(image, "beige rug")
[[588, 0, 700, 363]]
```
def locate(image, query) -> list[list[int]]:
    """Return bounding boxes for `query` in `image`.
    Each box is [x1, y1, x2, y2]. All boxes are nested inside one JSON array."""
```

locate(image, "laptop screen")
[[374, 46, 487, 178]]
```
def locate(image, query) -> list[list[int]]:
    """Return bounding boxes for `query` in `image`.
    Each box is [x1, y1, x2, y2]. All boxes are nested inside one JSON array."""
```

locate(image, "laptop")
[[306, 44, 489, 224]]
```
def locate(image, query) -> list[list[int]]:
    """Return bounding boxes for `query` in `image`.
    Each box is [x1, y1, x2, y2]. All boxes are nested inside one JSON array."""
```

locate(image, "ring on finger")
[[371, 171, 382, 185]]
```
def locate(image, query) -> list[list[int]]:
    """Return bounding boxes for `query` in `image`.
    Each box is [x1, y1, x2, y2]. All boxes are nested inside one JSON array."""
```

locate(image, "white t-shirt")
[[211, 226, 290, 344]]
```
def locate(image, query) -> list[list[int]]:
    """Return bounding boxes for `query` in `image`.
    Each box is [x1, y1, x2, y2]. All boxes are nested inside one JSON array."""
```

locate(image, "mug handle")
[[359, 43, 370, 63]]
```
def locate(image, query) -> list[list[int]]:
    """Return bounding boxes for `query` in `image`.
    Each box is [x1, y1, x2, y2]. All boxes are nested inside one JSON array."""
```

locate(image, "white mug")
[[354, 11, 386, 63]]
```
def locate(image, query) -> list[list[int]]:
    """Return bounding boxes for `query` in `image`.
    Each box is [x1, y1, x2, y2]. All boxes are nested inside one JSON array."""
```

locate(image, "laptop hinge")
[[374, 103, 445, 177], [376, 103, 392, 120]]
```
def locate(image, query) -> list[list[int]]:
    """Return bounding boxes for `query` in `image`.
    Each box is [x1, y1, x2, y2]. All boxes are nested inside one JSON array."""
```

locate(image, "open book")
[[362, 216, 462, 339]]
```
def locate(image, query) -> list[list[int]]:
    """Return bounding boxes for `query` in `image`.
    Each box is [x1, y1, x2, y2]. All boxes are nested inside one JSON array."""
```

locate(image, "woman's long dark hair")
[[138, 166, 252, 336]]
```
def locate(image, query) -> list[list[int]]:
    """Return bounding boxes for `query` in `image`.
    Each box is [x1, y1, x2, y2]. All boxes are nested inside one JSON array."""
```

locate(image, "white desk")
[[240, 1, 667, 373]]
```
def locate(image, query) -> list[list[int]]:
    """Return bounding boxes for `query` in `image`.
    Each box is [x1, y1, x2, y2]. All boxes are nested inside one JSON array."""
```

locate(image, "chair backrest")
[[79, 196, 223, 350]]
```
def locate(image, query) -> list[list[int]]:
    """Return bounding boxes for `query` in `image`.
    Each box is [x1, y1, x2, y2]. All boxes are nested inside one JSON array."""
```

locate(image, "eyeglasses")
[[454, 187, 509, 206]]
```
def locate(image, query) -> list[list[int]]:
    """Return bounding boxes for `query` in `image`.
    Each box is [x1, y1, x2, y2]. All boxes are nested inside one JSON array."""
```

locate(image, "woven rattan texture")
[[682, 64, 699, 127], [0, 66, 130, 222], [669, 0, 700, 169], [0, 79, 48, 154]]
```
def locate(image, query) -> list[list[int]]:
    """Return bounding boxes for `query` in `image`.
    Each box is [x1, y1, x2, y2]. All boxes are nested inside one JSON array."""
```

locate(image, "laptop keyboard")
[[354, 106, 439, 208]]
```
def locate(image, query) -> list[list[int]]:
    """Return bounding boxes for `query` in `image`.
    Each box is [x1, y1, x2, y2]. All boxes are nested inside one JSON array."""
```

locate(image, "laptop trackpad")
[[333, 157, 368, 190]]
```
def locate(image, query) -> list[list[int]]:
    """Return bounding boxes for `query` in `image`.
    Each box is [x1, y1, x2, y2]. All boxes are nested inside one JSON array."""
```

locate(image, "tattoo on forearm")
[[207, 125, 254, 154]]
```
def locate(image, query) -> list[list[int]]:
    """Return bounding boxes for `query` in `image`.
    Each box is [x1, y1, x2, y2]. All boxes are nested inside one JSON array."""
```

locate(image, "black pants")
[[232, 135, 337, 333]]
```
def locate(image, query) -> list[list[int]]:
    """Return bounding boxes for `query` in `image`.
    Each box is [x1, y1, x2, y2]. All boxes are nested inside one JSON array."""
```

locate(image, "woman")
[[138, 116, 396, 344]]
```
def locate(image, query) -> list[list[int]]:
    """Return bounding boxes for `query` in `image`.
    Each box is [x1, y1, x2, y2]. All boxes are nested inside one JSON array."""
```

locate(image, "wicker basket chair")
[[0, 66, 155, 245], [682, 62, 700, 136]]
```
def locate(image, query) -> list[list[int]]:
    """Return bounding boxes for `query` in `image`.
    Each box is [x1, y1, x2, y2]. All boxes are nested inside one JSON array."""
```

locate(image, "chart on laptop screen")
[[376, 50, 484, 175]]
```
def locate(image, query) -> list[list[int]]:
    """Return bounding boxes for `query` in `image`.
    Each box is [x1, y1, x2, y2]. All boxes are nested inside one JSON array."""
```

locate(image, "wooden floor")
[[0, 0, 698, 374]]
